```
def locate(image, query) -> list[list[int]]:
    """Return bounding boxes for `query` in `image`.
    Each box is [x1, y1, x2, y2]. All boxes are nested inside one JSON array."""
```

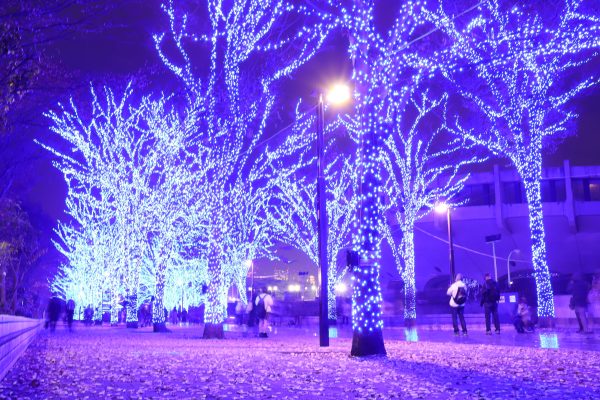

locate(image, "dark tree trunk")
[[202, 323, 224, 339], [351, 330, 386, 357], [153, 322, 170, 332]]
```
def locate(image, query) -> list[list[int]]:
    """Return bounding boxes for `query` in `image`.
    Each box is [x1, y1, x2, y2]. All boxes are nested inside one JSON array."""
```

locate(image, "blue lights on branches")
[[425, 0, 600, 317]]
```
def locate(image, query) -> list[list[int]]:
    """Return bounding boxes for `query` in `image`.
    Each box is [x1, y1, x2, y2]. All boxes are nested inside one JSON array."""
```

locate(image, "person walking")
[[255, 287, 273, 338], [447, 273, 468, 335], [47, 296, 62, 332], [480, 273, 501, 334], [569, 274, 591, 333], [66, 299, 76, 331]]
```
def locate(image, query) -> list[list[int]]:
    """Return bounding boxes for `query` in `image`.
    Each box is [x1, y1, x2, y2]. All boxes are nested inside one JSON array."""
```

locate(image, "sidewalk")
[[2, 324, 599, 399], [225, 318, 600, 352]]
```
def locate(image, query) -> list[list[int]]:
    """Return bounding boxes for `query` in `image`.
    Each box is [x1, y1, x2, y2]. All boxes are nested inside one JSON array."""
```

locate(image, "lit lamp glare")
[[335, 282, 347, 294], [326, 83, 351, 105], [434, 202, 449, 214]]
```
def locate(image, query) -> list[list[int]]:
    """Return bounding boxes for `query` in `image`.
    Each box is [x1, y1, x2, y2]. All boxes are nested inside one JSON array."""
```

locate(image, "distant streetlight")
[[507, 249, 520, 288], [435, 202, 455, 282], [316, 83, 351, 348]]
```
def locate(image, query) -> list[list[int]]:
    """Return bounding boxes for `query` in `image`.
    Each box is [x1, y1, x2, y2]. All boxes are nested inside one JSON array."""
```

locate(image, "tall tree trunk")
[[401, 229, 416, 324], [126, 250, 141, 328], [203, 238, 225, 339], [327, 257, 338, 320], [126, 293, 138, 328], [327, 283, 337, 321], [351, 124, 386, 357], [522, 167, 555, 319], [153, 264, 169, 332], [110, 291, 119, 326]]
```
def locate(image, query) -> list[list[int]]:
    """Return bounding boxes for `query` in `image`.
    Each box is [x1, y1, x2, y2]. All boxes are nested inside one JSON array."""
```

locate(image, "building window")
[[590, 180, 600, 201], [572, 178, 600, 201], [541, 179, 566, 202], [456, 184, 495, 206], [502, 182, 526, 204]]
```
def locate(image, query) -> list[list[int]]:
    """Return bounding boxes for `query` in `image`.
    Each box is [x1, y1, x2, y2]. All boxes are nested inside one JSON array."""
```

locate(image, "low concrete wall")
[[0, 315, 43, 381]]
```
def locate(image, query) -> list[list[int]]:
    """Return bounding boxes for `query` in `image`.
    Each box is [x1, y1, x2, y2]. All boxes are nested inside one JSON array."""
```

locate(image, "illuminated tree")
[[269, 108, 358, 319], [51, 198, 117, 323], [154, 0, 336, 337], [41, 85, 204, 330], [423, 0, 600, 317], [340, 0, 440, 356], [380, 87, 483, 322]]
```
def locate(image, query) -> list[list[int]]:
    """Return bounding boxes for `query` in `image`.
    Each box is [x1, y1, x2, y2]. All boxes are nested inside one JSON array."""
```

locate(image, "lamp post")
[[485, 234, 502, 281], [316, 83, 350, 348], [316, 93, 329, 348], [435, 203, 455, 283], [507, 249, 520, 288]]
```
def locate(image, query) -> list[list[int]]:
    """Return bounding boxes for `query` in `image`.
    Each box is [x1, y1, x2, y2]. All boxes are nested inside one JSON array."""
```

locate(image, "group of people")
[[447, 273, 491, 335], [235, 287, 274, 337], [168, 307, 189, 325], [447, 272, 593, 335], [45, 297, 76, 332]]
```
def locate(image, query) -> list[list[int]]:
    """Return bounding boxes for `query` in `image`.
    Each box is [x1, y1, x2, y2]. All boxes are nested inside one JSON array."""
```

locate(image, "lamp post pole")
[[492, 241, 498, 281], [507, 249, 520, 288], [446, 207, 456, 283], [316, 93, 329, 347]]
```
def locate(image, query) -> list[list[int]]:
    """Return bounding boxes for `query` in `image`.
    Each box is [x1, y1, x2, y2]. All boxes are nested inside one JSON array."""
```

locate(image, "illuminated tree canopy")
[[423, 0, 600, 317], [381, 86, 484, 320], [269, 105, 358, 319]]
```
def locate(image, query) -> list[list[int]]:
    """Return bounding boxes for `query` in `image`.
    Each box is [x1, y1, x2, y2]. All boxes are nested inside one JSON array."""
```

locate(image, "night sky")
[[4, 0, 600, 288]]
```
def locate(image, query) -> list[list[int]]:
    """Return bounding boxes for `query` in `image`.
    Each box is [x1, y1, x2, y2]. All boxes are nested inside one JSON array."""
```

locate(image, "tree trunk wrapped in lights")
[[341, 0, 436, 357]]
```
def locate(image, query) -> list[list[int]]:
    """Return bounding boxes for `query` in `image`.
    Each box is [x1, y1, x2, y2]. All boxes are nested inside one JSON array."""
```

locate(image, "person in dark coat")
[[569, 274, 591, 333], [66, 299, 76, 331], [480, 273, 501, 334], [47, 296, 62, 332]]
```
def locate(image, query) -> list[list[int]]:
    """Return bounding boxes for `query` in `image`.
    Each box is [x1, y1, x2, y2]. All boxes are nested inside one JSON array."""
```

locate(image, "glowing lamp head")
[[326, 83, 351, 105], [335, 282, 347, 294], [434, 202, 449, 214]]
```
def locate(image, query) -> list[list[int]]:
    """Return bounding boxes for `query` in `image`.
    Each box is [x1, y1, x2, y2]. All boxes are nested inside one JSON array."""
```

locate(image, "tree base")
[[94, 321, 102, 326], [126, 321, 138, 329], [537, 317, 555, 329], [153, 322, 171, 333], [351, 329, 386, 357], [203, 323, 224, 339], [404, 318, 416, 328]]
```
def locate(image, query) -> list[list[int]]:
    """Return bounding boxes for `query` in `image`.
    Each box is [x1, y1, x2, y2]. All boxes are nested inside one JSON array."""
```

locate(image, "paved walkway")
[[1, 324, 599, 399]]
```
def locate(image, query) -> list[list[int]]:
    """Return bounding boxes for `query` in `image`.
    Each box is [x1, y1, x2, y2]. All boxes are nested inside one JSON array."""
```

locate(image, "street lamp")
[[316, 83, 351, 348], [434, 202, 455, 283], [507, 249, 520, 288]]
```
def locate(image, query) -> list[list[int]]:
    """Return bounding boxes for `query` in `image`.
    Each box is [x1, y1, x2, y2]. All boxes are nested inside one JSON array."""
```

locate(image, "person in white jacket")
[[447, 273, 468, 335]]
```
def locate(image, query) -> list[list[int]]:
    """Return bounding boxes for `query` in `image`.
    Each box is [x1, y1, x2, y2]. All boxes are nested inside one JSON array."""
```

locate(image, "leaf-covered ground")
[[1, 325, 599, 399]]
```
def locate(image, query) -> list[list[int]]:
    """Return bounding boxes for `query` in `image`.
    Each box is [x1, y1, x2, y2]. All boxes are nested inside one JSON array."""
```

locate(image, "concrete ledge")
[[0, 315, 43, 381]]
